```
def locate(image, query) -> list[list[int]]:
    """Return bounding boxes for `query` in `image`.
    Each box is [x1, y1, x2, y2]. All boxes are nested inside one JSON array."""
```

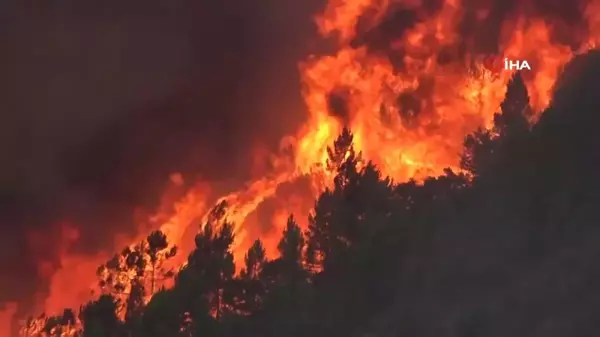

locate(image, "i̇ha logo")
[[482, 55, 531, 73]]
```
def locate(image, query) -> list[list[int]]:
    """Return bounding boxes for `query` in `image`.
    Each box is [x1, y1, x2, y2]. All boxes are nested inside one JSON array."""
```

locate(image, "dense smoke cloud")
[[0, 0, 323, 319]]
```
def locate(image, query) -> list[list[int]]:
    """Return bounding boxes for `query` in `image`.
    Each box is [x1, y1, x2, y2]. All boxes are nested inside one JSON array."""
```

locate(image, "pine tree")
[[241, 240, 266, 281], [277, 215, 306, 283], [238, 240, 267, 314], [175, 203, 237, 336], [258, 215, 310, 337], [146, 230, 178, 296], [306, 129, 391, 271], [137, 288, 184, 337], [80, 295, 121, 337], [495, 72, 531, 138], [307, 129, 360, 269], [95, 229, 177, 333], [326, 127, 361, 188], [461, 72, 531, 178], [460, 127, 493, 177]]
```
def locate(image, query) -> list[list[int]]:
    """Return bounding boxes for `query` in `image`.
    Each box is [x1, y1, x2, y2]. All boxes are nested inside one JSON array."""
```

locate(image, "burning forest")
[[4, 0, 600, 335]]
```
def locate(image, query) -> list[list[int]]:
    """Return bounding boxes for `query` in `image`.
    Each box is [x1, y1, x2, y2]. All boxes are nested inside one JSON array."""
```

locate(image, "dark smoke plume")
[[0, 0, 323, 320]]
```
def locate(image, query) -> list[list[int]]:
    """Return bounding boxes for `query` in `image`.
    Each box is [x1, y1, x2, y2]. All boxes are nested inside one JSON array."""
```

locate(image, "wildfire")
[[7, 0, 600, 335]]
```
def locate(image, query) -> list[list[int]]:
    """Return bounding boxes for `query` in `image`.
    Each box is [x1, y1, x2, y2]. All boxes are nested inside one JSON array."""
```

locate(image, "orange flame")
[[23, 0, 600, 329]]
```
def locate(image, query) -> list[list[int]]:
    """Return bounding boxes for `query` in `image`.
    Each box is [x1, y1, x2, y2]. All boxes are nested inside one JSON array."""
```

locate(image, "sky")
[[0, 0, 324, 317]]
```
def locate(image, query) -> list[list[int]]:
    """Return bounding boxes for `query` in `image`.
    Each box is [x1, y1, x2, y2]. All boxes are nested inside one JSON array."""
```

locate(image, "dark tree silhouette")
[[80, 295, 121, 337], [94, 229, 177, 334], [137, 288, 184, 337], [175, 202, 236, 336], [255, 215, 311, 337], [461, 72, 532, 179], [306, 128, 360, 270], [495, 71, 531, 137], [276, 215, 306, 282], [146, 230, 178, 295], [237, 239, 267, 315]]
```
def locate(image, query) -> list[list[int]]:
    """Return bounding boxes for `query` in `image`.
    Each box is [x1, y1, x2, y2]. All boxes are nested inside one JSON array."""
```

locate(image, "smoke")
[[0, 0, 324, 322]]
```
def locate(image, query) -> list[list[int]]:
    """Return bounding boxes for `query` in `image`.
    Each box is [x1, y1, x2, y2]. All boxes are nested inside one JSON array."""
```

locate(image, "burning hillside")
[[4, 0, 600, 335]]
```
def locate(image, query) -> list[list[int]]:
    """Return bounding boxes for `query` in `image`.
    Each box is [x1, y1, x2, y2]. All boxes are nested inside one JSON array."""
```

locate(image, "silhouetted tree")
[[495, 72, 531, 136], [175, 202, 236, 336], [327, 127, 361, 188], [306, 129, 360, 270], [95, 229, 177, 332], [257, 215, 311, 337], [460, 127, 495, 177], [80, 295, 121, 337], [462, 72, 532, 179], [237, 239, 267, 315], [146, 230, 178, 295], [137, 288, 184, 337], [277, 215, 306, 283], [307, 130, 394, 274]]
